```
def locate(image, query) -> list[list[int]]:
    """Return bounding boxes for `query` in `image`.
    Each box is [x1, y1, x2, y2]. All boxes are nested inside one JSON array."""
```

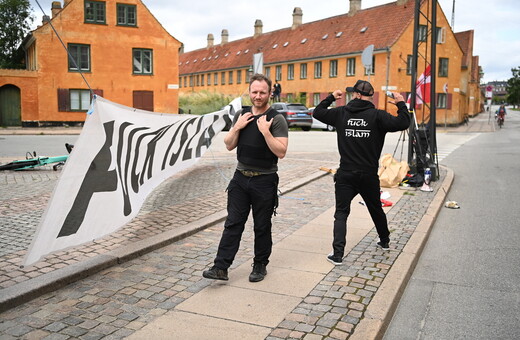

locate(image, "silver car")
[[271, 102, 313, 131]]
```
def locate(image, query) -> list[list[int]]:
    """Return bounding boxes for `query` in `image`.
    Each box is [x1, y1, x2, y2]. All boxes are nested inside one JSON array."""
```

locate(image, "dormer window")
[[335, 32, 343, 38], [236, 51, 241, 55], [322, 34, 328, 40], [283, 42, 289, 47], [360, 27, 368, 33], [244, 49, 249, 53], [272, 44, 278, 49], [301, 38, 307, 44]]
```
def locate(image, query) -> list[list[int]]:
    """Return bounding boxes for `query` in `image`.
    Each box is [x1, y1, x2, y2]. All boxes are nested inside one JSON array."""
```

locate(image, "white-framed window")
[[228, 71, 233, 84], [346, 57, 356, 76], [300, 63, 307, 79], [237, 70, 242, 84], [221, 71, 226, 85], [264, 67, 271, 79], [329, 60, 338, 78], [275, 65, 282, 81], [288, 64, 294, 80], [406, 55, 413, 75], [436, 27, 446, 44], [313, 93, 320, 106], [314, 61, 322, 79], [437, 93, 447, 108], [418, 24, 428, 42]]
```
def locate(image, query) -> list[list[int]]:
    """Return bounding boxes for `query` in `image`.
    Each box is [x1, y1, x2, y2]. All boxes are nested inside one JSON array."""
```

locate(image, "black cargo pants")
[[214, 170, 279, 270], [332, 169, 390, 258]]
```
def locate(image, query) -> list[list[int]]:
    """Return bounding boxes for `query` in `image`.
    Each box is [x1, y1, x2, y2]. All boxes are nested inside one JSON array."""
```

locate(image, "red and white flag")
[[408, 65, 431, 106]]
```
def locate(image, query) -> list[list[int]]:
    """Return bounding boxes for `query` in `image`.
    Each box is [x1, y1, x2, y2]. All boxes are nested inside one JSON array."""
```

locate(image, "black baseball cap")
[[346, 80, 374, 97]]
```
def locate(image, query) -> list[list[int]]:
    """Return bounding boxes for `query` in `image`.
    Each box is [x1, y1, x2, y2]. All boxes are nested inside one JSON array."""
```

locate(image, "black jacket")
[[314, 95, 410, 173]]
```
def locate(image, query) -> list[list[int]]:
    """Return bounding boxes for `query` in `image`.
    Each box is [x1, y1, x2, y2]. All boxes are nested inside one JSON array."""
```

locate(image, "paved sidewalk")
[[0, 153, 453, 340], [0, 119, 472, 339]]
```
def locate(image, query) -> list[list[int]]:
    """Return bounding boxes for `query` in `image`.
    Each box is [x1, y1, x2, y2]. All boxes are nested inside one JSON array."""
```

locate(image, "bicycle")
[[0, 143, 73, 171], [496, 114, 504, 129]]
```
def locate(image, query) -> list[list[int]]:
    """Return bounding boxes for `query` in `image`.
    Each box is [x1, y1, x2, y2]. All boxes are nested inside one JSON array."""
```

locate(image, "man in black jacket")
[[313, 80, 410, 265], [202, 74, 289, 281]]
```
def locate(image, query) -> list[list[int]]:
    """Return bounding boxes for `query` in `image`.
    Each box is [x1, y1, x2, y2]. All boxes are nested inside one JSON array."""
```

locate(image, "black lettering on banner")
[[57, 121, 118, 237], [57, 111, 226, 237]]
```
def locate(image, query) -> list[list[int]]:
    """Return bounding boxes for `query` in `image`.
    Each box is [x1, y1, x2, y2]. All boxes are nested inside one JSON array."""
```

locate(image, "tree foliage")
[[506, 66, 520, 107], [0, 0, 34, 69]]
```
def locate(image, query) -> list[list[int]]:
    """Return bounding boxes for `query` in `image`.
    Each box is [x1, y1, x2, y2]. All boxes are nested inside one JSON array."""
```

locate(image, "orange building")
[[455, 30, 483, 118], [179, 0, 483, 125], [0, 0, 181, 127]]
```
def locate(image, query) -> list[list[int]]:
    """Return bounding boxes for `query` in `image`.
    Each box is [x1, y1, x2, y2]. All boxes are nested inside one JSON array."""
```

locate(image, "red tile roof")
[[179, 1, 417, 75], [454, 30, 473, 68]]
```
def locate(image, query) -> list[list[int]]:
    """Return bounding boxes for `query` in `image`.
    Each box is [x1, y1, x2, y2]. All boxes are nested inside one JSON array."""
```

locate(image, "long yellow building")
[[179, 0, 483, 125]]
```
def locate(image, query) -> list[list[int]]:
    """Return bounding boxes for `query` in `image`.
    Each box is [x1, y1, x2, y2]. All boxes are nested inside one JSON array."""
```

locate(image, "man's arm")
[[313, 90, 342, 125], [257, 115, 288, 159], [380, 92, 411, 131]]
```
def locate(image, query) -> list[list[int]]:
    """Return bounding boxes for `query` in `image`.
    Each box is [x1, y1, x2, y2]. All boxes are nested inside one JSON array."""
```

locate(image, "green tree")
[[506, 66, 520, 108], [0, 0, 34, 69]]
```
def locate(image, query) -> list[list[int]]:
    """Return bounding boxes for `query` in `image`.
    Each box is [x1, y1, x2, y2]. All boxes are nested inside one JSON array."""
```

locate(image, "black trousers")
[[214, 170, 279, 270], [332, 169, 390, 258]]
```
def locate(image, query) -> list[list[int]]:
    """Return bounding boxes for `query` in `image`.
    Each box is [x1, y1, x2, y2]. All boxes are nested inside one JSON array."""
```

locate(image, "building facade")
[[179, 0, 483, 125], [0, 0, 181, 127]]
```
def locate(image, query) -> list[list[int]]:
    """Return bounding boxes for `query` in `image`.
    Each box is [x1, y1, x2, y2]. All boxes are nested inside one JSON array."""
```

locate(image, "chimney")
[[207, 34, 214, 48], [42, 15, 51, 25], [51, 1, 62, 18], [348, 0, 361, 16], [221, 29, 229, 44], [292, 7, 303, 29], [63, 0, 72, 5], [254, 19, 263, 37], [397, 0, 410, 4]]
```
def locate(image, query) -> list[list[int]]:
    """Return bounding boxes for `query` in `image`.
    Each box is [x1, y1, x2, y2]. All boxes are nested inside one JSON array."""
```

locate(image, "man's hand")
[[224, 112, 254, 151], [332, 90, 343, 100], [234, 112, 254, 130], [388, 92, 405, 105], [257, 115, 272, 136]]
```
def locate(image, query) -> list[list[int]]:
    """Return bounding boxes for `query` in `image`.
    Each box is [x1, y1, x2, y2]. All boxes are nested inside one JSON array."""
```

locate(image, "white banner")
[[23, 96, 241, 266]]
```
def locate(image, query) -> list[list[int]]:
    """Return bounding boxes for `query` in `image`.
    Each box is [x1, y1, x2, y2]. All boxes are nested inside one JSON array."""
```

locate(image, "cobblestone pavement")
[[0, 143, 447, 339], [0, 151, 337, 290]]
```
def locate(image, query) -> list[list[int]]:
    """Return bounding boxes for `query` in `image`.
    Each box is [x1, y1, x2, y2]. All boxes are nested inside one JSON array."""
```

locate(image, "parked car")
[[308, 107, 335, 131], [271, 102, 313, 131]]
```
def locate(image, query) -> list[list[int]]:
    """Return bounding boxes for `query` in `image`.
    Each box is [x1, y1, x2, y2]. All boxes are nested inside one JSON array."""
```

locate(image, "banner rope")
[[34, 0, 93, 94]]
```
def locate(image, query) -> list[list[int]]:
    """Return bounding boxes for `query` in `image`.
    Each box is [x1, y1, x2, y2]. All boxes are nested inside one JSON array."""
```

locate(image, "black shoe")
[[377, 241, 390, 250], [327, 254, 343, 265], [202, 266, 229, 280], [249, 262, 267, 282]]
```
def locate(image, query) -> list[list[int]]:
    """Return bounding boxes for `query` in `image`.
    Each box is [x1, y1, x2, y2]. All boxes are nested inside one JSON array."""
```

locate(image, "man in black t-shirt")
[[202, 74, 288, 282]]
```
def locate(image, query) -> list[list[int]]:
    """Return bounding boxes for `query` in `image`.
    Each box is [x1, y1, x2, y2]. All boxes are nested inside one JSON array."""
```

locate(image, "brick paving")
[[0, 146, 444, 339]]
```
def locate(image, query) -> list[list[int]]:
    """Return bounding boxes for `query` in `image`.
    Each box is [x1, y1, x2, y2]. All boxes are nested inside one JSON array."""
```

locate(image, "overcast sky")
[[29, 0, 520, 83]]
